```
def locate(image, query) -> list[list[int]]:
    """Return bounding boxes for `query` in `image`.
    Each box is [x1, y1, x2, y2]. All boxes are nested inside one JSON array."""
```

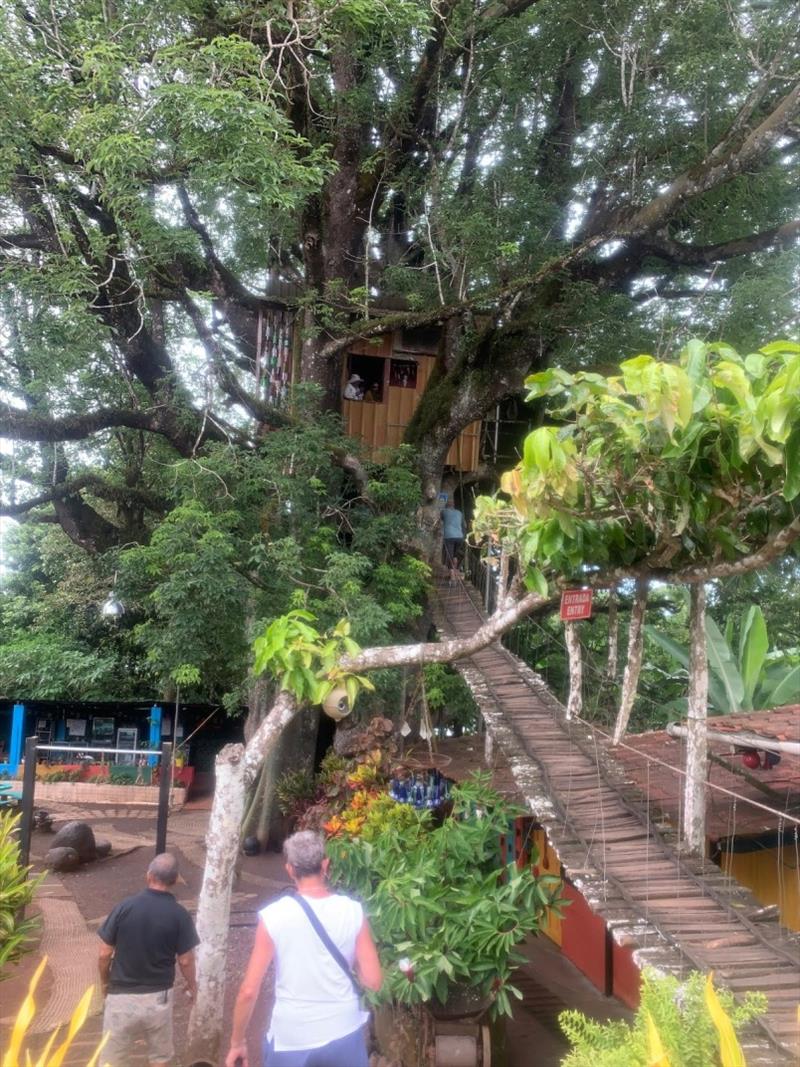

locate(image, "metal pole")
[[19, 736, 38, 867], [155, 742, 173, 856]]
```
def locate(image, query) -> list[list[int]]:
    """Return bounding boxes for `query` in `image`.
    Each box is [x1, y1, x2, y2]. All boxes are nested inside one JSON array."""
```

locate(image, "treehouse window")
[[390, 359, 418, 389], [346, 355, 385, 402]]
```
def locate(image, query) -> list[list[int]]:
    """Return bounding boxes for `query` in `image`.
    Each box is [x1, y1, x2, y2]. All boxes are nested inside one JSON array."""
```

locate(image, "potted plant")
[[327, 773, 567, 1064]]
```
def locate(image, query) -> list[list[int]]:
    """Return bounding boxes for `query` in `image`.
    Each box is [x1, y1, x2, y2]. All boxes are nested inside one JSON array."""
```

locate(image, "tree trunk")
[[187, 743, 248, 1063], [606, 587, 618, 681], [564, 621, 582, 720], [683, 582, 708, 854], [612, 579, 648, 744], [188, 692, 300, 1059]]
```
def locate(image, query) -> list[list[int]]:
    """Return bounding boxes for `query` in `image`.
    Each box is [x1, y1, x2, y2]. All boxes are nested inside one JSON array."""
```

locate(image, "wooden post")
[[19, 736, 38, 867], [612, 579, 648, 744], [155, 742, 173, 856], [606, 587, 619, 681], [564, 621, 582, 720], [683, 583, 708, 853]]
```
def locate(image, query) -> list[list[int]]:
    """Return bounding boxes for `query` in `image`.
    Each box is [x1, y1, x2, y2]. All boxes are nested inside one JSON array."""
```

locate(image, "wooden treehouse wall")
[[343, 336, 481, 471]]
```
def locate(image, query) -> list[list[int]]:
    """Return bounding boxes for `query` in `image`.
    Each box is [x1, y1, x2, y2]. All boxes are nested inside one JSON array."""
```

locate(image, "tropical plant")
[[252, 613, 375, 712], [1, 956, 106, 1066], [559, 969, 766, 1067], [646, 604, 800, 714], [0, 812, 43, 977], [476, 339, 800, 596], [275, 769, 316, 820], [328, 774, 566, 1018]]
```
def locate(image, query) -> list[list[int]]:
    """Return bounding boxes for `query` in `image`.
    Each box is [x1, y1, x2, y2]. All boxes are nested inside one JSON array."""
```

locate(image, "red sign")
[[560, 588, 593, 621]]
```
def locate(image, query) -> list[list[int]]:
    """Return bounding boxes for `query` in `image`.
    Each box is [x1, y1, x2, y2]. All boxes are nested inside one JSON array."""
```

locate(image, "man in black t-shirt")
[[98, 853, 199, 1066]]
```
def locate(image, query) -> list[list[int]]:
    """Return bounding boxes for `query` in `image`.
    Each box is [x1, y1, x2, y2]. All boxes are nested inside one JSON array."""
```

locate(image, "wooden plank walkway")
[[434, 577, 800, 1065]]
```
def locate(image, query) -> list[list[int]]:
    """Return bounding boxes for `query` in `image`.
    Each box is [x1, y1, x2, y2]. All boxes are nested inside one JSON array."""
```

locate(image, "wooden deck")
[[433, 577, 800, 1065]]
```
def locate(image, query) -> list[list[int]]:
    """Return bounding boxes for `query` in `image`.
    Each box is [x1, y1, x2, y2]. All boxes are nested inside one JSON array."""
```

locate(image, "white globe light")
[[101, 593, 125, 619]]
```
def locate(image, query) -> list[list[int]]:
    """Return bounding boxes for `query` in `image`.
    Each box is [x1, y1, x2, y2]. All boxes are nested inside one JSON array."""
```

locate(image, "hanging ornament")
[[741, 749, 762, 770], [322, 687, 351, 721], [763, 750, 781, 769]]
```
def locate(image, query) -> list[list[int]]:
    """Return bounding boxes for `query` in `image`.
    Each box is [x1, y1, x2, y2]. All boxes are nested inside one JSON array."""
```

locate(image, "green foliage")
[[476, 340, 800, 593], [252, 613, 374, 710], [328, 774, 566, 1017], [0, 526, 138, 700], [559, 968, 766, 1067], [0, 419, 427, 708], [646, 602, 800, 714], [423, 664, 480, 733], [275, 769, 317, 818], [0, 813, 42, 977]]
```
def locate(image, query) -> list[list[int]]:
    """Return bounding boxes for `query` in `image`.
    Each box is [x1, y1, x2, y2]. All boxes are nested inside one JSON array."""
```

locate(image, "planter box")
[[14, 780, 186, 808]]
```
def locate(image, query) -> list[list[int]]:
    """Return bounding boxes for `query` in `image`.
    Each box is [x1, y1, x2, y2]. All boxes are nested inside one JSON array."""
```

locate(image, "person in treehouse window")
[[343, 374, 364, 400]]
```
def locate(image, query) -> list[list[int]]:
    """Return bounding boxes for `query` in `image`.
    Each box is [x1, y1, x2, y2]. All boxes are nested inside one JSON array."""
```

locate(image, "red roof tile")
[[612, 707, 800, 839]]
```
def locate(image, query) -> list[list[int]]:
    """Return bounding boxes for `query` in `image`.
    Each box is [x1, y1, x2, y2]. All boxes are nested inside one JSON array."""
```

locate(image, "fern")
[[559, 970, 767, 1067]]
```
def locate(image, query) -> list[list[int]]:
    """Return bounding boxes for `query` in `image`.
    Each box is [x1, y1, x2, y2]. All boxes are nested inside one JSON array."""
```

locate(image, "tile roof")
[[613, 707, 800, 839]]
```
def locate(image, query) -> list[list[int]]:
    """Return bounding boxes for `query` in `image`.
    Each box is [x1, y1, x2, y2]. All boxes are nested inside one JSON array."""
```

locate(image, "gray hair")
[[148, 852, 179, 886], [283, 831, 326, 878]]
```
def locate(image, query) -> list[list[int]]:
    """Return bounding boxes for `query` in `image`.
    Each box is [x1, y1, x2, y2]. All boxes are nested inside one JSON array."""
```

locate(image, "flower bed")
[[13, 778, 187, 807]]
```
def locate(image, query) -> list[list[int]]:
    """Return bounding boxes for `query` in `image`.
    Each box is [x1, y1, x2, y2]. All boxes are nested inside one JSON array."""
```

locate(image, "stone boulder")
[[45, 846, 80, 872], [50, 821, 97, 862], [95, 838, 112, 859]]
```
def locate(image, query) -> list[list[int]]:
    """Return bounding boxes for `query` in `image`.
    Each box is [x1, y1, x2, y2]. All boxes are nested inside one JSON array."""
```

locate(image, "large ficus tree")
[[1, 0, 799, 548]]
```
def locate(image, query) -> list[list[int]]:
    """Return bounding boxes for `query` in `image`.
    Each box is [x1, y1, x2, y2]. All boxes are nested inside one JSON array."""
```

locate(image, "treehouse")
[[341, 324, 481, 471], [257, 299, 483, 471]]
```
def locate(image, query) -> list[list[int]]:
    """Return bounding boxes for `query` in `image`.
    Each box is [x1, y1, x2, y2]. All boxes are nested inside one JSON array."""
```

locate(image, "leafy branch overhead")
[[473, 339, 800, 594], [252, 611, 374, 711]]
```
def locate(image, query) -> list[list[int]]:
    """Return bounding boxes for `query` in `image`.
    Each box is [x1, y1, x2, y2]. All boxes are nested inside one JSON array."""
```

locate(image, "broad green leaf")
[[783, 428, 800, 501], [738, 605, 768, 710], [620, 353, 657, 395], [763, 665, 800, 707], [706, 616, 745, 713], [523, 568, 548, 597], [759, 340, 800, 356], [681, 339, 707, 385], [645, 627, 729, 713]]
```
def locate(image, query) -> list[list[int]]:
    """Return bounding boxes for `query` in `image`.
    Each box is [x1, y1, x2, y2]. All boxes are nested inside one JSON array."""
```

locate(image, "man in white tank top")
[[225, 831, 382, 1067]]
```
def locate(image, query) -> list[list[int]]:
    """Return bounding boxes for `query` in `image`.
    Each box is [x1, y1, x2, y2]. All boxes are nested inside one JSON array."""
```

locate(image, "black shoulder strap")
[[291, 893, 362, 996]]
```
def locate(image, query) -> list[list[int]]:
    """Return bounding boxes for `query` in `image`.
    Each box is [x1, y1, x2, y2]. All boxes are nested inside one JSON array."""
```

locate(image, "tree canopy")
[[2, 0, 799, 554]]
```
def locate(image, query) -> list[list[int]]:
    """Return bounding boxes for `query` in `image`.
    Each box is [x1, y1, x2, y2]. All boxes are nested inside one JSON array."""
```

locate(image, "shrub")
[[35, 767, 81, 783], [276, 769, 317, 818], [559, 968, 767, 1066], [0, 812, 43, 977], [329, 773, 566, 1016]]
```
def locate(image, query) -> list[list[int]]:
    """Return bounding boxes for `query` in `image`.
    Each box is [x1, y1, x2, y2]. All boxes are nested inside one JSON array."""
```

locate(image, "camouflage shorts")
[[102, 988, 174, 1065]]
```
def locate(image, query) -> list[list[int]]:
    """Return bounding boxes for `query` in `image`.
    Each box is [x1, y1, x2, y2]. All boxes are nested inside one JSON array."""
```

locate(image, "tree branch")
[[0, 402, 204, 447], [0, 474, 168, 517], [642, 219, 800, 267], [617, 81, 800, 237], [343, 515, 800, 673]]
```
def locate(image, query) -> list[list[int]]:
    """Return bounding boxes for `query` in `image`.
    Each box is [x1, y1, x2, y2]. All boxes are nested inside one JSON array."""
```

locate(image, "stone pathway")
[[30, 896, 104, 1034]]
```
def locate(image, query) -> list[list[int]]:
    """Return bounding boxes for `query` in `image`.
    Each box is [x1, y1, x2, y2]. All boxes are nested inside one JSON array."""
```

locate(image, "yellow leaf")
[[31, 1028, 59, 1067], [3, 956, 47, 1067], [644, 1009, 672, 1067], [83, 1032, 109, 1067], [46, 985, 95, 1067], [705, 972, 746, 1067]]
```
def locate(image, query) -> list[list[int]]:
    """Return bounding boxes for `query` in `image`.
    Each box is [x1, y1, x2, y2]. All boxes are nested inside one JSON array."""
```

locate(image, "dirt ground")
[[2, 800, 631, 1067], [1, 801, 287, 1066]]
